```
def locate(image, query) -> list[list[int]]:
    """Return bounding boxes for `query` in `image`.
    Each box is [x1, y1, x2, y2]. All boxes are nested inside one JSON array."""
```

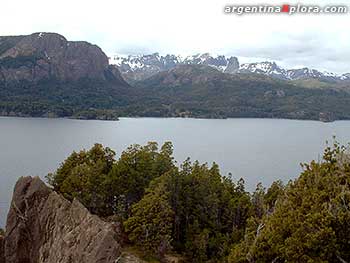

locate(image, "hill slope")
[[133, 65, 350, 121]]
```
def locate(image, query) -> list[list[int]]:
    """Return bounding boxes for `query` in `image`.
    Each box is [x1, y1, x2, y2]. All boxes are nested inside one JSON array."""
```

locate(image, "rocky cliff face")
[[0, 33, 132, 119], [1, 176, 121, 263], [0, 32, 123, 83]]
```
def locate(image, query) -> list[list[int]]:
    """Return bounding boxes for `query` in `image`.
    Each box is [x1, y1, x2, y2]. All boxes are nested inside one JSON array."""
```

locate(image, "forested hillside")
[[132, 65, 350, 122], [2, 33, 350, 122], [47, 141, 350, 262]]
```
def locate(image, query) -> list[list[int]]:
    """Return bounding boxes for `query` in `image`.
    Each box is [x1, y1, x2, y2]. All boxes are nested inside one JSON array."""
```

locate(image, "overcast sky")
[[1, 0, 350, 73]]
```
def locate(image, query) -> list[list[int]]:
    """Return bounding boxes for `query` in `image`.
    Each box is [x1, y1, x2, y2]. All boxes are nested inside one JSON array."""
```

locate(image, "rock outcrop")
[[0, 32, 125, 83], [1, 176, 121, 263], [0, 33, 132, 119]]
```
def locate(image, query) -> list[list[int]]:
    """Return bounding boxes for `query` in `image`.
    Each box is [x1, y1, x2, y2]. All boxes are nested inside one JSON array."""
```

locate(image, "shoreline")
[[0, 114, 341, 123]]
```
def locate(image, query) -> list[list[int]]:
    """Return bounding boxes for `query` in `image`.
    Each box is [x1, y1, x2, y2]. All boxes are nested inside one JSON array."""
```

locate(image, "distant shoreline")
[[0, 114, 342, 123]]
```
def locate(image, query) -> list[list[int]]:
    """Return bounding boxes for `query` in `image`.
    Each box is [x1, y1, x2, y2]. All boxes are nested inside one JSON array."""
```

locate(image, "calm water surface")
[[1, 117, 350, 227]]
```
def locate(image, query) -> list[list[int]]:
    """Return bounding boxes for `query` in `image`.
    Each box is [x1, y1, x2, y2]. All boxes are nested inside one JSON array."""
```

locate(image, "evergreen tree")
[[46, 143, 115, 215], [105, 142, 174, 217], [124, 178, 174, 258], [230, 143, 350, 262]]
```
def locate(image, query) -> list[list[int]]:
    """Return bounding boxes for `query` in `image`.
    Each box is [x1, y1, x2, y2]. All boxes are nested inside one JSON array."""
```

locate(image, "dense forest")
[[132, 65, 350, 122], [0, 77, 133, 120], [46, 140, 350, 262], [2, 54, 350, 122]]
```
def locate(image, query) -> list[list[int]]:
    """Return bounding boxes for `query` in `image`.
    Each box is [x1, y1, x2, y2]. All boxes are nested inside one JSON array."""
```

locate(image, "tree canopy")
[[47, 141, 350, 262], [229, 142, 350, 263]]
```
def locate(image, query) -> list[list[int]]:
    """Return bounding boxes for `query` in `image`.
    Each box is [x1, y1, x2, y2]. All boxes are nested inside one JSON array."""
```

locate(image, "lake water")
[[1, 117, 350, 228]]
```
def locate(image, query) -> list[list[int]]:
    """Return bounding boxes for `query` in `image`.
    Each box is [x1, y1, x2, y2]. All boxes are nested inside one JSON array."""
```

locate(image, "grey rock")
[[224, 57, 240, 74], [2, 176, 121, 263], [0, 32, 122, 83]]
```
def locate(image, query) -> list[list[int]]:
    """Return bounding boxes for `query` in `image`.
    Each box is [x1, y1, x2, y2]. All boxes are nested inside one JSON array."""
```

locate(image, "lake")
[[1, 117, 350, 228]]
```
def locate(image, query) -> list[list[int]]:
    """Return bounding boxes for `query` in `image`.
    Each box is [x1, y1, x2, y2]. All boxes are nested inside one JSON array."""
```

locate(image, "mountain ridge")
[[1, 32, 350, 122], [110, 53, 350, 83], [0, 32, 123, 82], [0, 32, 132, 119], [132, 64, 350, 121]]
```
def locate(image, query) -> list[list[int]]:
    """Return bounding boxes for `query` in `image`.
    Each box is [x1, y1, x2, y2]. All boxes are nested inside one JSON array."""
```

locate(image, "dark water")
[[1, 117, 350, 228]]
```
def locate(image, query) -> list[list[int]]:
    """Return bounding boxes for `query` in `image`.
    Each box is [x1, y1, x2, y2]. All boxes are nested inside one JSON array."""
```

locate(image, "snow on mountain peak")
[[239, 61, 286, 78], [109, 53, 350, 83]]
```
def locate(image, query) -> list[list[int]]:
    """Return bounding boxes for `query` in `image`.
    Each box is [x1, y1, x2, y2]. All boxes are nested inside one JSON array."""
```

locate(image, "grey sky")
[[1, 0, 350, 73]]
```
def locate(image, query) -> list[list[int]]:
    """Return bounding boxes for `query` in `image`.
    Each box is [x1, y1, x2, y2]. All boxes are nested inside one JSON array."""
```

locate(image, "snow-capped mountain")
[[109, 53, 349, 83], [109, 53, 239, 82], [182, 53, 239, 73], [109, 53, 181, 82], [339, 73, 350, 81], [239, 62, 350, 82], [239, 62, 287, 79], [286, 68, 340, 81]]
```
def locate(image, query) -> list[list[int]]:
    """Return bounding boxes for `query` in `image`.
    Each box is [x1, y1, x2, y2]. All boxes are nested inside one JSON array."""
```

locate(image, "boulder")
[[3, 176, 121, 263]]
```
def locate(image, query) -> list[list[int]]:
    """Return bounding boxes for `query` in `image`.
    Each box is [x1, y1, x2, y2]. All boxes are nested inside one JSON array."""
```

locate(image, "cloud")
[[0, 0, 349, 73]]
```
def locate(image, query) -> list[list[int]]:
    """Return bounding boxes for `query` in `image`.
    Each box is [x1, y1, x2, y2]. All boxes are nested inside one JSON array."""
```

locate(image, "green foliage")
[[230, 143, 350, 263], [228, 216, 261, 263], [0, 77, 132, 119], [124, 178, 174, 257], [47, 143, 116, 215], [104, 142, 175, 218], [264, 180, 284, 212], [127, 160, 253, 262], [0, 228, 4, 236], [133, 66, 350, 121], [48, 140, 350, 262], [251, 183, 266, 219], [47, 142, 174, 217], [48, 142, 253, 262], [2, 63, 350, 121], [72, 109, 119, 120]]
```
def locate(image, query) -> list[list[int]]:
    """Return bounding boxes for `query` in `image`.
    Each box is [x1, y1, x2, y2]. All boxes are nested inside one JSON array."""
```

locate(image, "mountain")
[[109, 53, 239, 83], [0, 32, 132, 119], [109, 53, 181, 83], [0, 32, 125, 82], [239, 61, 287, 80], [183, 53, 239, 73], [132, 64, 350, 121], [110, 53, 350, 83], [239, 62, 350, 82], [2, 34, 350, 122]]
